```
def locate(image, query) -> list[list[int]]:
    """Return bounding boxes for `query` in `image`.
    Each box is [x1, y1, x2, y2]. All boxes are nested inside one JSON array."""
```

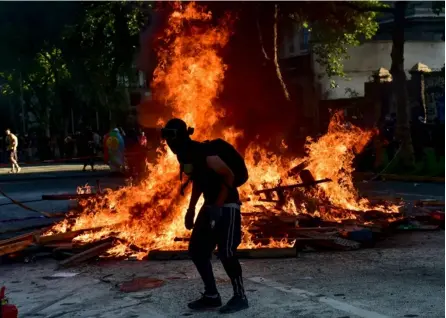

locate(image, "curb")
[[354, 172, 445, 184], [0, 171, 110, 183]]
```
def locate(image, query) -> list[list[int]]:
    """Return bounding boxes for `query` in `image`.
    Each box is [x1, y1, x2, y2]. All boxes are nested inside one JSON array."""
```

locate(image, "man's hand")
[[185, 207, 195, 230], [205, 206, 222, 229]]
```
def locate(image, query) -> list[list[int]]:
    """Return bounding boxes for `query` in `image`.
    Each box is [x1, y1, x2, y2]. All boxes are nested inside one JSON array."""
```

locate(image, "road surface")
[[0, 165, 444, 317], [2, 231, 444, 318]]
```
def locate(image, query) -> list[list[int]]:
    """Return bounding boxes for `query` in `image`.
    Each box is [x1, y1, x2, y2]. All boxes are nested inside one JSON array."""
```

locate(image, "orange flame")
[[45, 3, 400, 259]]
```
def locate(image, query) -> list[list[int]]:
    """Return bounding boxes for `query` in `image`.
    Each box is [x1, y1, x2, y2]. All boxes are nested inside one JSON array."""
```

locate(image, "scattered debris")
[[58, 239, 115, 268], [41, 193, 98, 201], [1, 174, 443, 267]]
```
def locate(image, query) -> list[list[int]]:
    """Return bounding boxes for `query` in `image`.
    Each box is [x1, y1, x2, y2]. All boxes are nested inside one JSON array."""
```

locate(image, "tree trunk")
[[390, 1, 415, 169]]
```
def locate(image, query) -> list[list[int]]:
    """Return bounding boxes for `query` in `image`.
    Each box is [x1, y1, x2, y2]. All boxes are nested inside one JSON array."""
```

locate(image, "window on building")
[[299, 28, 309, 53], [288, 40, 295, 54], [130, 92, 141, 107]]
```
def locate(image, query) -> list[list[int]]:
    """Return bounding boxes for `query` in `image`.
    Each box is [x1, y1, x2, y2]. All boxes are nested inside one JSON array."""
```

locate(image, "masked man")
[[161, 118, 249, 314]]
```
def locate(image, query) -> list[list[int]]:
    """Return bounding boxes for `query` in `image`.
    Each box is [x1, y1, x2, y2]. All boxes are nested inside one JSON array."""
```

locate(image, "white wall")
[[314, 41, 445, 100]]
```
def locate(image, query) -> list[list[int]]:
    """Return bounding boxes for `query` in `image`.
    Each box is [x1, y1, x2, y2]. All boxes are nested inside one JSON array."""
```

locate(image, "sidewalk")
[[0, 163, 110, 182]]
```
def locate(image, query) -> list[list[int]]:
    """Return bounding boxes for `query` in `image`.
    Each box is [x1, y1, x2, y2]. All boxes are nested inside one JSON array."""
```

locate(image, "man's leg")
[[188, 207, 221, 310], [90, 155, 95, 171], [10, 151, 19, 172], [14, 151, 20, 172], [217, 206, 248, 313], [9, 151, 15, 172]]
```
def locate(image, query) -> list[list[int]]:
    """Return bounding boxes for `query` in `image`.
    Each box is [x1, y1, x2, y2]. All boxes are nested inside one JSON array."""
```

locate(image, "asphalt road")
[[1, 231, 444, 318], [0, 165, 444, 317], [0, 167, 126, 235]]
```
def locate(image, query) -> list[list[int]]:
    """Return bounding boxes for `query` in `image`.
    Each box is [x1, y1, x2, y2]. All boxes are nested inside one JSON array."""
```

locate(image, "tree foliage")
[[0, 1, 151, 134], [280, 1, 385, 85]]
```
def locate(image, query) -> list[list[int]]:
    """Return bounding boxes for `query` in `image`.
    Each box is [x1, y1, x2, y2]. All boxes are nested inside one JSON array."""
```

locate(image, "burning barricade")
[[0, 3, 443, 266]]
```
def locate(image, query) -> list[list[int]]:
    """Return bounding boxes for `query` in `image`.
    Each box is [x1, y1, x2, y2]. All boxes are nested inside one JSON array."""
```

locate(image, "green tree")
[[343, 1, 444, 169], [201, 1, 443, 166], [163, 1, 382, 145], [0, 1, 151, 135]]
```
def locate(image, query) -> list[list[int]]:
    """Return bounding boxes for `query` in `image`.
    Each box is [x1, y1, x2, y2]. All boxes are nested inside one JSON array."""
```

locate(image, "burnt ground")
[[0, 165, 444, 318]]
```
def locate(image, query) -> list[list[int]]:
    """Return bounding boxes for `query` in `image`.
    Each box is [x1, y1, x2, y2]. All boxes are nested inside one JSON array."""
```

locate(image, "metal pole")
[[19, 71, 26, 134], [96, 111, 99, 131], [71, 108, 75, 134]]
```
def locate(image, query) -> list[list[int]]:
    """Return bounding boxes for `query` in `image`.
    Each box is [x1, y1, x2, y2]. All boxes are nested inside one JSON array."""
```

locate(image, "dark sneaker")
[[188, 293, 222, 310], [219, 295, 249, 314]]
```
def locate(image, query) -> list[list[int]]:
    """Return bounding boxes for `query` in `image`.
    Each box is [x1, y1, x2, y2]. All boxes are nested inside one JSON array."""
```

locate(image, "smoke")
[[215, 6, 300, 152]]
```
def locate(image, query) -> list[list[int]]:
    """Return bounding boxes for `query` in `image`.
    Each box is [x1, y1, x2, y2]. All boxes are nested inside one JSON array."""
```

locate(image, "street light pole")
[[19, 71, 26, 135]]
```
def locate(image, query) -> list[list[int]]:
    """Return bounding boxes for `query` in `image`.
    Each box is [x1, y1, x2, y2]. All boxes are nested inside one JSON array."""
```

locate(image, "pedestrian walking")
[[138, 131, 147, 148], [161, 118, 249, 314], [5, 129, 21, 173], [104, 128, 125, 174], [81, 127, 96, 171]]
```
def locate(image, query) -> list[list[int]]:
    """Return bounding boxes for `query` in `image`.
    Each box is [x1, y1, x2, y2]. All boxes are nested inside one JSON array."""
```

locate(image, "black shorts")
[[189, 205, 241, 259], [9, 149, 17, 161]]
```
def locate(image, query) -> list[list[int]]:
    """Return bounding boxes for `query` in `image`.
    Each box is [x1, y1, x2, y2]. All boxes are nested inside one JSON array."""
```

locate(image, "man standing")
[[161, 118, 249, 314], [138, 131, 147, 148], [5, 129, 21, 173], [81, 127, 96, 172], [104, 128, 125, 174]]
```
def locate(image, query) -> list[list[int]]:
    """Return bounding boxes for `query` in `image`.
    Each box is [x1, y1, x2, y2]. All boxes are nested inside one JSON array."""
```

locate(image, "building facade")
[[279, 1, 445, 101]]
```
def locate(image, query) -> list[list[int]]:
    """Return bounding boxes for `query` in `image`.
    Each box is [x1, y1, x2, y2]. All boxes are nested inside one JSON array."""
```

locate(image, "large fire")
[[46, 3, 398, 259]]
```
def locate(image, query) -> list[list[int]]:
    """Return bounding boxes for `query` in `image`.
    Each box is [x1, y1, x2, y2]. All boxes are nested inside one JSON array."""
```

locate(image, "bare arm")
[[188, 181, 202, 210], [11, 135, 18, 150], [206, 155, 235, 206]]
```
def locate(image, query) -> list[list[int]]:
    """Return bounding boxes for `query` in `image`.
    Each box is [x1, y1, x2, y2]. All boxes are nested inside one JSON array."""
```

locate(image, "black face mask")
[[166, 138, 182, 154]]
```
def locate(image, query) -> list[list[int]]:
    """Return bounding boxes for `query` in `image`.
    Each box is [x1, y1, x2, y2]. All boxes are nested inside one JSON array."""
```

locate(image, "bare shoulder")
[[206, 155, 222, 168], [206, 155, 233, 174]]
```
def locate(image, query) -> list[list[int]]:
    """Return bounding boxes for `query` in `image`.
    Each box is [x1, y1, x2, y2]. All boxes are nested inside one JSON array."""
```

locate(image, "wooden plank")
[[287, 160, 309, 177], [37, 230, 85, 245], [0, 241, 33, 256], [41, 193, 98, 201], [296, 231, 361, 251], [58, 240, 114, 268], [37, 224, 120, 245], [415, 200, 445, 207], [0, 230, 40, 247], [253, 178, 332, 195], [45, 242, 74, 250]]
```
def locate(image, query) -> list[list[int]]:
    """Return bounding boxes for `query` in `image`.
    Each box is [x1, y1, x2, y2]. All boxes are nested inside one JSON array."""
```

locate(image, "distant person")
[[5, 129, 21, 173], [64, 135, 75, 159], [104, 128, 125, 173], [138, 131, 147, 148], [82, 128, 96, 172], [93, 131, 101, 148]]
